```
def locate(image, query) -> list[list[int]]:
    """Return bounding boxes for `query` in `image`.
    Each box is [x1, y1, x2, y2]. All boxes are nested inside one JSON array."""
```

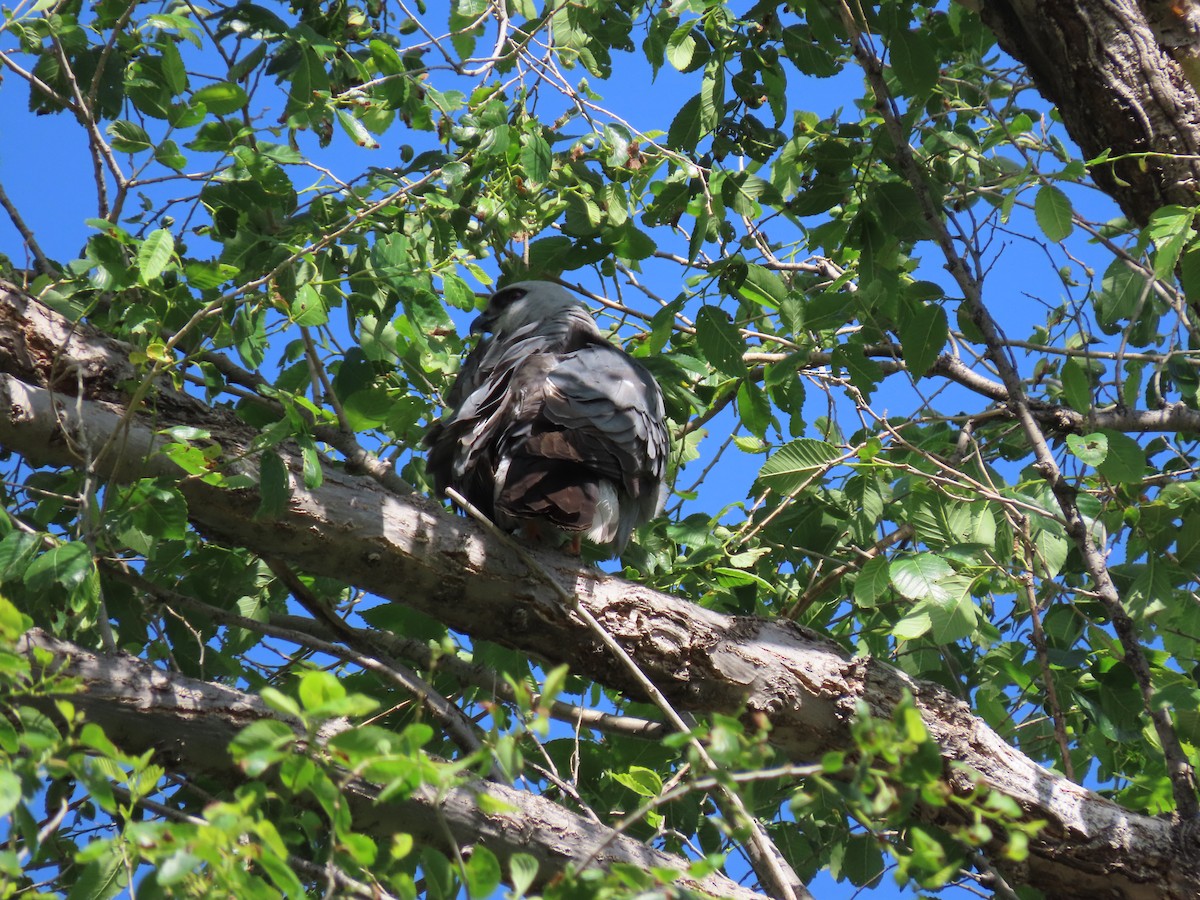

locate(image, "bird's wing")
[[539, 340, 668, 501], [424, 329, 556, 510]]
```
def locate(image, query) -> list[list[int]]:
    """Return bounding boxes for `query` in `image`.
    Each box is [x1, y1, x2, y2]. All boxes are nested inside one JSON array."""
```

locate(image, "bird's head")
[[470, 281, 590, 337]]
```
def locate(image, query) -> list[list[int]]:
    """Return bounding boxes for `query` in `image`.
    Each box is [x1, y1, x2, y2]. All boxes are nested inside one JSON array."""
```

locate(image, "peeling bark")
[[14, 629, 764, 900], [2, 287, 1199, 897], [980, 0, 1200, 226]]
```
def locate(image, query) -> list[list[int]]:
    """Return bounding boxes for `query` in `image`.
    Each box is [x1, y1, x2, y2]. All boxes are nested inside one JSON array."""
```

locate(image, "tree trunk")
[[2, 287, 1198, 897], [980, 0, 1200, 226]]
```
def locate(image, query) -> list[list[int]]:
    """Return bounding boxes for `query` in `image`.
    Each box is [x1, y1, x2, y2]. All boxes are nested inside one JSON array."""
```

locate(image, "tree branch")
[[14, 629, 764, 900], [1, 286, 1197, 897]]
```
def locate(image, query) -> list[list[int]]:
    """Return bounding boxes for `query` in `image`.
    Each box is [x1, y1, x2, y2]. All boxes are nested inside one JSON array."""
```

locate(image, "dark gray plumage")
[[424, 281, 668, 555]]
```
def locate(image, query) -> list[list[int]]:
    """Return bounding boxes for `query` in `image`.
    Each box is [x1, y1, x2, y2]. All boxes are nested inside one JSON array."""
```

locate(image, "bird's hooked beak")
[[469, 309, 497, 335]]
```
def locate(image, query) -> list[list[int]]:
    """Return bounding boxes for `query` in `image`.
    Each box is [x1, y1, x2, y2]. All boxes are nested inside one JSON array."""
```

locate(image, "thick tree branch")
[[840, 0, 1200, 820], [14, 629, 762, 900], [980, 0, 1200, 227], [1, 288, 1198, 897]]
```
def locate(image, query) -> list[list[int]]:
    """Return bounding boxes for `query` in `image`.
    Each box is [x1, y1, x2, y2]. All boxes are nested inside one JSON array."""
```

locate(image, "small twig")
[[105, 563, 503, 780], [0, 180, 54, 275], [1017, 519, 1076, 782], [443, 487, 812, 900], [837, 0, 1198, 817]]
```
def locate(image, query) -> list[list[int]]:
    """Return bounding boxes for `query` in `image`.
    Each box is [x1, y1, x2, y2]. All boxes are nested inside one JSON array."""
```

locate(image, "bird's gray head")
[[470, 281, 590, 337]]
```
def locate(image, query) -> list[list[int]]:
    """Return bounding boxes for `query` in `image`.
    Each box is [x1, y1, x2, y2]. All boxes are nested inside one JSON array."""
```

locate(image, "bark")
[[14, 629, 763, 900], [979, 0, 1200, 227], [2, 286, 1199, 897]]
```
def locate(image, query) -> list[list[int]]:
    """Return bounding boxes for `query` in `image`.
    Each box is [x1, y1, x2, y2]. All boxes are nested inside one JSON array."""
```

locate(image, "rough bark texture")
[[980, 0, 1200, 227], [14, 630, 762, 900], [3, 289, 1200, 897]]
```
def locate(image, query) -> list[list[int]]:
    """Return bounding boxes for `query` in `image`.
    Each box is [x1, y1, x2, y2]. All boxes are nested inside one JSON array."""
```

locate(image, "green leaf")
[[737, 265, 788, 308], [1059, 357, 1092, 411], [1096, 429, 1146, 483], [889, 553, 954, 603], [153, 139, 187, 171], [291, 283, 329, 326], [699, 62, 724, 132], [465, 846, 502, 900], [1034, 185, 1073, 242], [897, 302, 947, 379], [0, 770, 21, 817], [758, 438, 841, 492], [694, 306, 745, 377], [443, 274, 477, 310], [137, 229, 175, 283], [608, 222, 657, 260], [737, 380, 772, 439], [890, 30, 938, 97], [1146, 205, 1195, 280], [1097, 258, 1148, 327], [299, 670, 345, 711], [667, 93, 703, 151], [256, 450, 290, 520], [371, 39, 405, 75], [892, 607, 932, 640], [337, 109, 380, 148], [107, 120, 152, 153], [853, 556, 891, 609], [1066, 432, 1108, 467], [192, 81, 249, 115], [612, 765, 663, 797], [126, 481, 188, 541], [24, 542, 93, 593], [64, 848, 126, 900], [509, 854, 539, 898], [0, 531, 41, 582], [667, 24, 708, 73], [520, 133, 552, 185]]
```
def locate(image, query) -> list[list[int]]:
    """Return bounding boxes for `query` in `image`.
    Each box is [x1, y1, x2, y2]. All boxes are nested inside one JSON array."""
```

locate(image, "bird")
[[424, 281, 669, 556]]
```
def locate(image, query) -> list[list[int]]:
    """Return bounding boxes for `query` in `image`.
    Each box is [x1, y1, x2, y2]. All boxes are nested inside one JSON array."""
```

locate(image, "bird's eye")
[[491, 287, 527, 311]]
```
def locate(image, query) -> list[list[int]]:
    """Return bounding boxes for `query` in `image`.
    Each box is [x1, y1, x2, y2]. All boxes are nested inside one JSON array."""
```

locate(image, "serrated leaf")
[[1096, 429, 1146, 484], [853, 556, 891, 609], [667, 93, 703, 151], [137, 229, 175, 283], [1066, 432, 1108, 466], [443, 274, 477, 311], [889, 553, 954, 602], [890, 30, 938, 97], [127, 481, 188, 540], [1097, 258, 1148, 327], [897, 302, 947, 379], [1146, 205, 1195, 280], [291, 283, 329, 326], [520, 133, 552, 185], [24, 542, 93, 593], [892, 607, 932, 640], [695, 306, 745, 377], [736, 380, 772, 439], [256, 450, 290, 519], [1034, 185, 1073, 242], [667, 23, 708, 73], [192, 81, 248, 115], [107, 120, 152, 153], [758, 438, 841, 492]]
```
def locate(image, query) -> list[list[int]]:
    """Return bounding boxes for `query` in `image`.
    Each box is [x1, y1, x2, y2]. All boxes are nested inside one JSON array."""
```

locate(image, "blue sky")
[[0, 5, 1130, 897]]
